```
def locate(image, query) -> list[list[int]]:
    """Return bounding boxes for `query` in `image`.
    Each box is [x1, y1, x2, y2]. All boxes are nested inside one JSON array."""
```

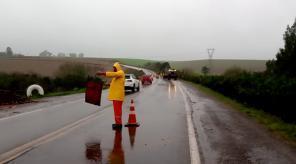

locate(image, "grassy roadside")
[[185, 81, 296, 145], [31, 88, 86, 99]]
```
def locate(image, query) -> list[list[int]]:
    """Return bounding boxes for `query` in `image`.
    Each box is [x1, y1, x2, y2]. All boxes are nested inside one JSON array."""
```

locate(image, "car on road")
[[141, 75, 153, 85], [125, 74, 140, 92]]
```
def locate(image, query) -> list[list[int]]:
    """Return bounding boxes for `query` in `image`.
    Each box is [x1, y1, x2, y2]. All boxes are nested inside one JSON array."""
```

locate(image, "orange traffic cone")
[[125, 99, 140, 127]]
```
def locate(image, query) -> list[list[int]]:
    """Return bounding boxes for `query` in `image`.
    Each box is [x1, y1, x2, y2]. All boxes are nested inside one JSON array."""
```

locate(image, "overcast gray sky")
[[0, 0, 295, 60]]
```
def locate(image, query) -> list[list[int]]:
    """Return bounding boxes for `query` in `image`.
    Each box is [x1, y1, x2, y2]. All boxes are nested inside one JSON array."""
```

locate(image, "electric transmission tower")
[[207, 48, 215, 74]]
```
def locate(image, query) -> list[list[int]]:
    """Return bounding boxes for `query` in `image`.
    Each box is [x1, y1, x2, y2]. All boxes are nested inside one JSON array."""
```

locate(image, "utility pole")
[[207, 48, 215, 74]]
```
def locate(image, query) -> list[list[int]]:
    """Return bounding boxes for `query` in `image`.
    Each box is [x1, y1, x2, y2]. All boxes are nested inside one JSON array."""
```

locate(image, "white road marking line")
[[178, 82, 201, 164], [0, 99, 84, 122], [0, 104, 111, 164]]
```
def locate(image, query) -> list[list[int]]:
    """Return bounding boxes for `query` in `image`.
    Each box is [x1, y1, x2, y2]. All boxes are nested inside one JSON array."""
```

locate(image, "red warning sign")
[[85, 79, 103, 106]]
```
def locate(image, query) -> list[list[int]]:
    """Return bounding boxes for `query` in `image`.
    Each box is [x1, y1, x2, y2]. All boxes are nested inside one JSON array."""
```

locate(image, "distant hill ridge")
[[170, 59, 267, 74], [117, 58, 267, 74]]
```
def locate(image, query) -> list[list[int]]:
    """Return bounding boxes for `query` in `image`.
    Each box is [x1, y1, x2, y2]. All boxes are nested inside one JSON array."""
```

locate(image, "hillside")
[[117, 58, 157, 67], [170, 59, 267, 74]]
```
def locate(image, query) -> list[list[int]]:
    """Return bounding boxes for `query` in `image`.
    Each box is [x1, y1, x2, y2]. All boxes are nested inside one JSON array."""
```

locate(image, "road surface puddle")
[[85, 127, 138, 164]]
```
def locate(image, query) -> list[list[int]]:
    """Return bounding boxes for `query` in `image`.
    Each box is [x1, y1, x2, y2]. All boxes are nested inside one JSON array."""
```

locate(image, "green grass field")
[[117, 58, 159, 67], [170, 59, 267, 74]]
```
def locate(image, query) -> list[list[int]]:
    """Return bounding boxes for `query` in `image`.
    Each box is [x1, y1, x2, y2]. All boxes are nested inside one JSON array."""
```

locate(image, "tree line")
[[0, 46, 85, 58], [0, 46, 18, 57], [39, 50, 84, 58]]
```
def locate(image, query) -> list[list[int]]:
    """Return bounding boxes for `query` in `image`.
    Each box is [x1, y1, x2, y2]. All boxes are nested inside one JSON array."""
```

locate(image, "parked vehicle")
[[125, 74, 140, 92]]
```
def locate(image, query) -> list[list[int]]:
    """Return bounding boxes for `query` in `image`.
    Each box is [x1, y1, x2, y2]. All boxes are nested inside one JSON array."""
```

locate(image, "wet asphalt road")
[[0, 78, 296, 164], [2, 79, 190, 164]]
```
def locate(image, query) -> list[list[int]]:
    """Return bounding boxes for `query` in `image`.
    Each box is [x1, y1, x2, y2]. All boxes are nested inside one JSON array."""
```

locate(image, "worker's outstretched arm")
[[105, 70, 124, 78]]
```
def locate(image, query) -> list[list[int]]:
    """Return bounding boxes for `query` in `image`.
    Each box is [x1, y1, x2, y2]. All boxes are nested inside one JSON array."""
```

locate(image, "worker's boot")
[[112, 124, 122, 130]]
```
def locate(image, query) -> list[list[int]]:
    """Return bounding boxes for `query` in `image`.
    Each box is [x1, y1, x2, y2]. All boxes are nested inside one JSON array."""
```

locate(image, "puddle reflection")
[[108, 129, 125, 164], [128, 127, 137, 149], [85, 142, 102, 164], [85, 127, 138, 164], [168, 83, 177, 99]]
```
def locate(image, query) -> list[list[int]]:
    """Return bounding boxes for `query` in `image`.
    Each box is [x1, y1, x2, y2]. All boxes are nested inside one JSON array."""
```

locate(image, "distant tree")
[[0, 52, 6, 56], [39, 50, 52, 57], [69, 53, 77, 58], [57, 53, 66, 57], [266, 18, 296, 77], [201, 66, 209, 75], [78, 53, 84, 58], [160, 62, 171, 72], [6, 47, 13, 56]]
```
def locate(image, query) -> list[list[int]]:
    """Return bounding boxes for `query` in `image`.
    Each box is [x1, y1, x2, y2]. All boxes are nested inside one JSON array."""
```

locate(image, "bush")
[[223, 66, 247, 77], [0, 72, 49, 104], [0, 73, 46, 92], [54, 63, 88, 90]]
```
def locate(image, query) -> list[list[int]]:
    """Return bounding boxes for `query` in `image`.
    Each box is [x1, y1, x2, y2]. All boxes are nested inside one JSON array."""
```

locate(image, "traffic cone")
[[125, 99, 140, 127]]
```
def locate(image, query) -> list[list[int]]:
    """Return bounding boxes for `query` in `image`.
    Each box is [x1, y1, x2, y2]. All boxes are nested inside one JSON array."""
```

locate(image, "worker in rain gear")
[[97, 62, 125, 129]]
